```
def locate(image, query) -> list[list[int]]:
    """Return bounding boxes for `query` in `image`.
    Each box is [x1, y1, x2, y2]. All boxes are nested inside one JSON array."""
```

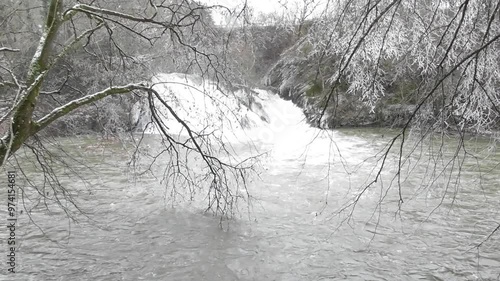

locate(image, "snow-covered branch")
[[0, 65, 21, 89], [34, 82, 149, 133], [0, 47, 20, 53], [65, 4, 176, 28]]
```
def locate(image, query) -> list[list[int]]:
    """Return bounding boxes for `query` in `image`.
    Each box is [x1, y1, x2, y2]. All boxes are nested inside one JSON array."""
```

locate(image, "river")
[[2, 80, 499, 280]]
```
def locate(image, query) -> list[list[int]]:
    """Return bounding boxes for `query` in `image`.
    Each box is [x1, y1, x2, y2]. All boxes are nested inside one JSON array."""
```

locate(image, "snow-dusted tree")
[[0, 0, 254, 218], [264, 0, 500, 248], [313, 0, 500, 241], [305, 0, 500, 133], [270, 0, 323, 38]]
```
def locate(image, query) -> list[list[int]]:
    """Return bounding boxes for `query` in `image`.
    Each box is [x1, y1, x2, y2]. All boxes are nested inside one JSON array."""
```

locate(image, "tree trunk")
[[0, 0, 63, 166]]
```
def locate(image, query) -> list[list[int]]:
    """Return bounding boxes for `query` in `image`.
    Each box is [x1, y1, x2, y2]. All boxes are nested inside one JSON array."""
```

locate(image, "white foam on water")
[[139, 73, 371, 165], [145, 73, 263, 137]]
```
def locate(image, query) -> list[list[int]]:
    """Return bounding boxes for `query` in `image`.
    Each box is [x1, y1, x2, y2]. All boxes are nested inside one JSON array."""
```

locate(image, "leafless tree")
[[306, 0, 500, 249], [263, 0, 499, 257], [0, 0, 257, 220]]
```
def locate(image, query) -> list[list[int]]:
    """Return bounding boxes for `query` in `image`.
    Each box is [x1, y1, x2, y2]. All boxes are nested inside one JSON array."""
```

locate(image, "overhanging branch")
[[65, 4, 177, 28], [0, 47, 20, 53], [34, 82, 148, 133]]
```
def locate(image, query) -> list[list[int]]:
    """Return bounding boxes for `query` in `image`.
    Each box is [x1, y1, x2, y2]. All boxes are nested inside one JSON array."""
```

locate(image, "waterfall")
[[132, 73, 369, 164], [133, 73, 310, 140]]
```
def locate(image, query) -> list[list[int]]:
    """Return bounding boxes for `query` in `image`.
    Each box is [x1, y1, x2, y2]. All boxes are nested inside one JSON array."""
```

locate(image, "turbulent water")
[[2, 74, 500, 280]]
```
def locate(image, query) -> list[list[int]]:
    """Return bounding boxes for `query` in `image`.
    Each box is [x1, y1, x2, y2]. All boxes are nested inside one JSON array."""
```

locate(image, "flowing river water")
[[2, 83, 499, 280]]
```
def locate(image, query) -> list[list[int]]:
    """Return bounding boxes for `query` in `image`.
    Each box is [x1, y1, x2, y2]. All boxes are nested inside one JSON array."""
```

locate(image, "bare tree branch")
[[35, 82, 148, 133], [0, 47, 20, 52]]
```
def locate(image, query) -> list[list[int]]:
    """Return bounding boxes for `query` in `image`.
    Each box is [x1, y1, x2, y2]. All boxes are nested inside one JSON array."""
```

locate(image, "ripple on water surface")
[[6, 130, 500, 280]]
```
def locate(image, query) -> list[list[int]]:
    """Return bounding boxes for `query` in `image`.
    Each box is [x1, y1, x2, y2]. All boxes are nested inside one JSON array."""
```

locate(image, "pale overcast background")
[[201, 0, 284, 14], [200, 0, 328, 25]]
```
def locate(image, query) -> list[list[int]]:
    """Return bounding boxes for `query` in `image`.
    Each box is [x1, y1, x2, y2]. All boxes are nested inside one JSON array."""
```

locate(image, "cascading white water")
[[134, 73, 372, 165], [138, 73, 263, 136]]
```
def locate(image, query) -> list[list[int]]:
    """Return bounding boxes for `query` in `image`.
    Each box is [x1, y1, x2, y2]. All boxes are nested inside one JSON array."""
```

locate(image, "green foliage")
[[305, 80, 323, 97]]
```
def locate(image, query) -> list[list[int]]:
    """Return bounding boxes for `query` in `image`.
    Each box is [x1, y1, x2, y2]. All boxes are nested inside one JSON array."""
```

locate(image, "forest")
[[1, 0, 499, 138], [0, 0, 499, 279]]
